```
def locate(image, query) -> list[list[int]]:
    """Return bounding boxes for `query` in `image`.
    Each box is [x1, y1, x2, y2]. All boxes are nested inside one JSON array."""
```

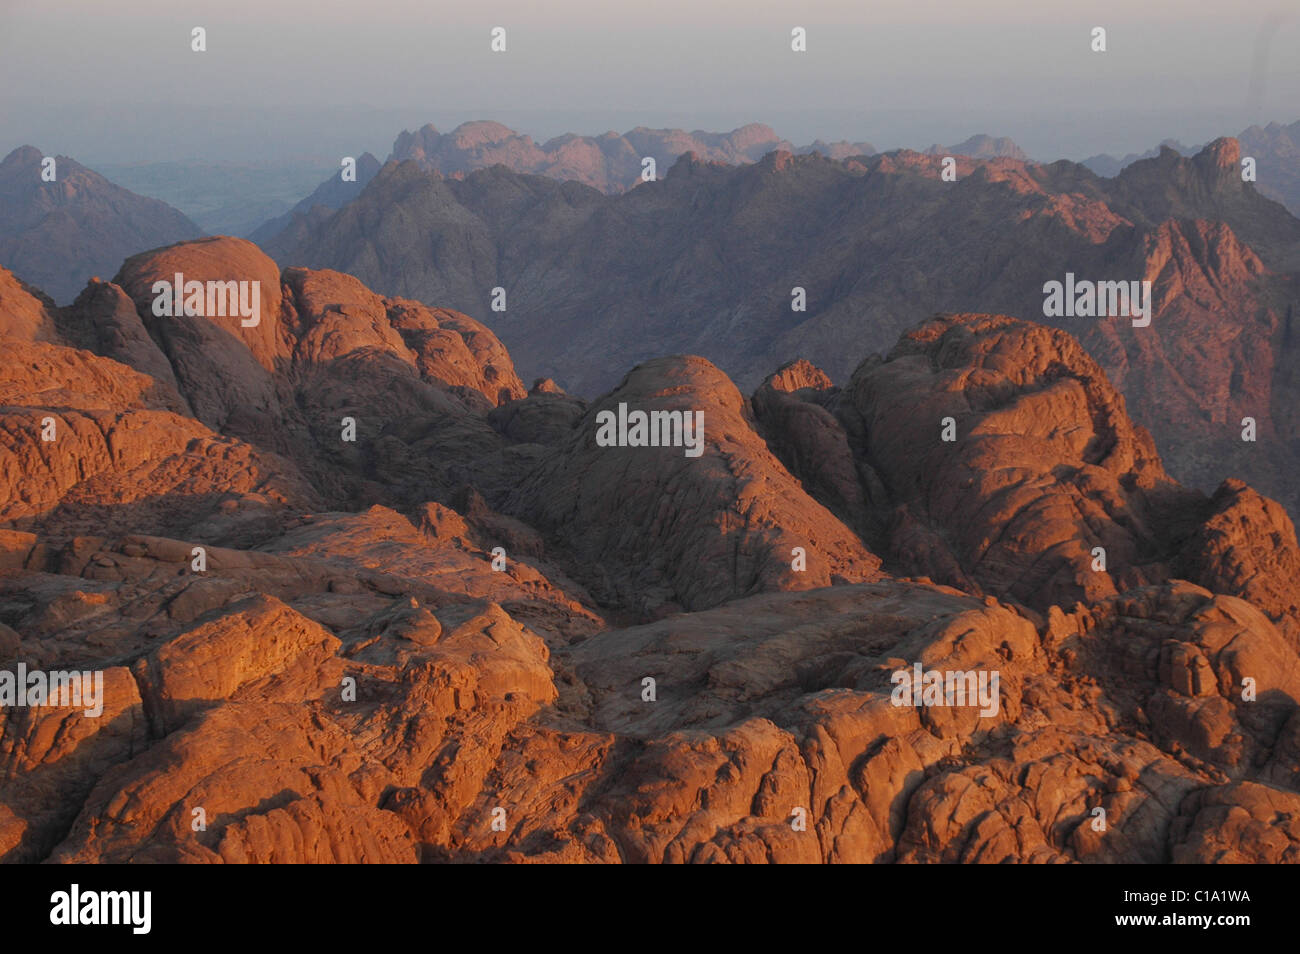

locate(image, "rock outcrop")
[[3, 238, 1299, 865]]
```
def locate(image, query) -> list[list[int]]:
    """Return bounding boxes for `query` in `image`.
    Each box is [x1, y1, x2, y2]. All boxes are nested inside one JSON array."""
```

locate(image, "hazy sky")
[[2, 0, 1297, 163]]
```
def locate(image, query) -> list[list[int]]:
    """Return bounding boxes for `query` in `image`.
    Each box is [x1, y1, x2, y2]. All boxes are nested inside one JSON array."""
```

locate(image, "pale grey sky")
[[2, 0, 1297, 162]]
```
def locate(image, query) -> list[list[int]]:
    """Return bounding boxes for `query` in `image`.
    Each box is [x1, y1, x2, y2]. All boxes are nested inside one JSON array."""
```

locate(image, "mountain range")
[[8, 118, 1296, 310], [0, 123, 992, 301], [3, 236, 1300, 863], [8, 121, 1297, 526], [260, 137, 1300, 522], [245, 124, 1043, 245], [247, 121, 885, 244]]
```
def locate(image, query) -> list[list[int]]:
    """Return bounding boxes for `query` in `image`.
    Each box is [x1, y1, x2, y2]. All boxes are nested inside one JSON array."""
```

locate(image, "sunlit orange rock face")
[[2, 238, 1300, 864]]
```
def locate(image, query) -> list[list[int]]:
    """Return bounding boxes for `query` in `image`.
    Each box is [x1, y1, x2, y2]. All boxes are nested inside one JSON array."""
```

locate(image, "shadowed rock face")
[[3, 239, 1300, 865], [504, 354, 883, 615]]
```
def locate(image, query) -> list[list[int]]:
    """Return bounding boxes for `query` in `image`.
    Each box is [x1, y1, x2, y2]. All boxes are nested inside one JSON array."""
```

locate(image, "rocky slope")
[[2, 240, 1299, 864], [0, 146, 202, 304]]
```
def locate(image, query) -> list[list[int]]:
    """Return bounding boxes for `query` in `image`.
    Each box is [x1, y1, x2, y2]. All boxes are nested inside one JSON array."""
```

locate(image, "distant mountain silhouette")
[[0, 146, 201, 303], [926, 134, 1028, 160], [384, 121, 877, 193], [1082, 139, 1198, 177], [1239, 120, 1300, 216], [1082, 119, 1300, 215], [255, 122, 1038, 236]]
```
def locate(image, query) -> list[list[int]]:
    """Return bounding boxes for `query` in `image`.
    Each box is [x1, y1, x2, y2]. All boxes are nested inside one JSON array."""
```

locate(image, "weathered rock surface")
[[506, 355, 883, 614], [841, 314, 1200, 609], [2, 240, 1298, 865]]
